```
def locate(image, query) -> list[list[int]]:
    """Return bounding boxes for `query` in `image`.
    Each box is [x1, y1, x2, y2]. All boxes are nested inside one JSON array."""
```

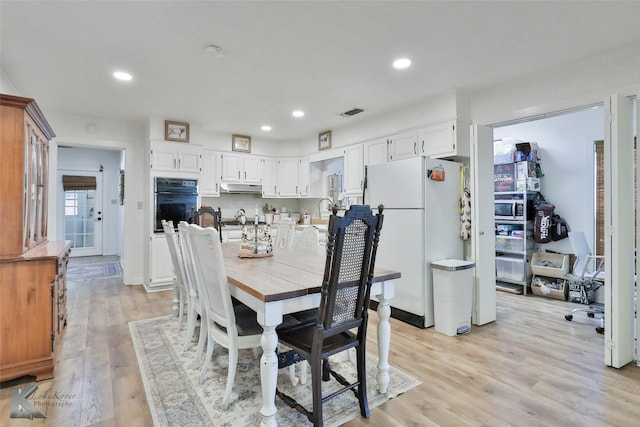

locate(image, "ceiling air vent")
[[338, 107, 365, 118]]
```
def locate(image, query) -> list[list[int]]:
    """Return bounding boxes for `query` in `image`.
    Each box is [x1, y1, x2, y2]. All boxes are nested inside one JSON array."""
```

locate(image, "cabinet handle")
[[216, 183, 218, 192], [422, 140, 425, 152], [173, 159, 176, 169], [413, 142, 417, 155], [178, 158, 181, 169], [238, 171, 241, 179], [244, 171, 247, 180], [296, 185, 298, 194]]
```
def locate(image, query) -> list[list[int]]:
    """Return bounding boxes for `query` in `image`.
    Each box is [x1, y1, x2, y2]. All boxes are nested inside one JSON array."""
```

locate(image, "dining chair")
[[161, 220, 187, 329], [293, 226, 321, 255], [273, 217, 296, 249], [276, 204, 385, 426], [186, 224, 264, 409], [177, 221, 208, 365]]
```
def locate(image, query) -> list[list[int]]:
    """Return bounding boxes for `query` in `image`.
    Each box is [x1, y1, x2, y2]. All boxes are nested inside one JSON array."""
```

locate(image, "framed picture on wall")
[[165, 120, 190, 143], [232, 134, 252, 153], [318, 130, 331, 151]]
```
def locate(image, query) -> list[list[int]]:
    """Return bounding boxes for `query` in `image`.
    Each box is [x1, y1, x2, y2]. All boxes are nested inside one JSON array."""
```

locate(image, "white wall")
[[494, 106, 605, 255], [46, 112, 147, 285]]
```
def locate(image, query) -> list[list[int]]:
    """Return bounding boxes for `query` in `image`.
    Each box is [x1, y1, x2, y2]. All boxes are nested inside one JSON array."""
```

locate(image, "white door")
[[470, 124, 497, 326], [604, 94, 635, 368], [59, 170, 103, 257]]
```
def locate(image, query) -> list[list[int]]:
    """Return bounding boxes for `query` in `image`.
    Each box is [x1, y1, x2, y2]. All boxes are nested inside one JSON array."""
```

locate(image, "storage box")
[[496, 224, 515, 236], [495, 256, 530, 282], [494, 140, 516, 164], [515, 142, 539, 162], [516, 178, 541, 191], [516, 161, 537, 179], [531, 276, 567, 300], [531, 252, 569, 278], [567, 279, 602, 304], [494, 163, 516, 192], [495, 236, 534, 252]]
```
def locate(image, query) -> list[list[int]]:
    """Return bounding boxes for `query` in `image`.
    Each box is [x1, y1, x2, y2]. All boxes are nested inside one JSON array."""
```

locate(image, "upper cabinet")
[[151, 143, 200, 173], [0, 94, 56, 256], [220, 153, 262, 184], [343, 144, 364, 196], [199, 151, 220, 196], [418, 120, 470, 159], [298, 157, 310, 197], [364, 137, 389, 166], [276, 158, 300, 197], [388, 131, 418, 161], [261, 157, 277, 198]]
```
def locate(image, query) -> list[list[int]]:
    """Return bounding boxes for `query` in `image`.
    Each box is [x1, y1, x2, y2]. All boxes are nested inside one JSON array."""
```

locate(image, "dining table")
[[221, 242, 401, 427]]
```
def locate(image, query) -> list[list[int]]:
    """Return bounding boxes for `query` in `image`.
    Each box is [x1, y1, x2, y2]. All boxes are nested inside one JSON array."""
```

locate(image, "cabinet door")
[[364, 137, 388, 166], [277, 158, 299, 197], [262, 158, 277, 198], [177, 150, 199, 173], [221, 154, 242, 182], [243, 155, 263, 184], [151, 148, 178, 171], [150, 234, 174, 288], [298, 157, 310, 197], [420, 120, 470, 159], [388, 131, 418, 161], [344, 144, 364, 195], [200, 152, 219, 196]]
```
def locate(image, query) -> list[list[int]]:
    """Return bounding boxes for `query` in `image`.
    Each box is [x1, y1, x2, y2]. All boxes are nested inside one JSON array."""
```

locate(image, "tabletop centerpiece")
[[238, 215, 273, 258]]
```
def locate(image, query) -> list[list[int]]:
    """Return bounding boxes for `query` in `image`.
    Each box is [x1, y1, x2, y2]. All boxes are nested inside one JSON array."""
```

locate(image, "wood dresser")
[[0, 94, 71, 382]]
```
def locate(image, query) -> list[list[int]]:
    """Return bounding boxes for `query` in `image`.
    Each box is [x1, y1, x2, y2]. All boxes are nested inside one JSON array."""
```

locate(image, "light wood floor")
[[2, 265, 639, 426]]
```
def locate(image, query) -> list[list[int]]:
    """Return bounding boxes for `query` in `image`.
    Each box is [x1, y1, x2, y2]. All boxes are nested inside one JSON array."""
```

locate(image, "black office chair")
[[276, 204, 384, 427]]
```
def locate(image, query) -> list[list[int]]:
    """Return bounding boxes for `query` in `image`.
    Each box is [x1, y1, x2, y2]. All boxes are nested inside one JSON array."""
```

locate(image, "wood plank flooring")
[[1, 263, 639, 426]]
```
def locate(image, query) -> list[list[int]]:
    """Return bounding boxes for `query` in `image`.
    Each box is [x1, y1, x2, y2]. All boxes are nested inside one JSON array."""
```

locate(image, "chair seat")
[[279, 324, 357, 356]]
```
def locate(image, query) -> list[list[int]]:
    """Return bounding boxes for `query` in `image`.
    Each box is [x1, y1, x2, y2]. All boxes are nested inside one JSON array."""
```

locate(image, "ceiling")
[[2, 1, 640, 142]]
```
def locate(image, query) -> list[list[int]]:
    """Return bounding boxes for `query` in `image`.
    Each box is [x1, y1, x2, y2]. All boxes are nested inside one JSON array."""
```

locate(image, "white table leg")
[[376, 294, 391, 394], [259, 325, 279, 427]]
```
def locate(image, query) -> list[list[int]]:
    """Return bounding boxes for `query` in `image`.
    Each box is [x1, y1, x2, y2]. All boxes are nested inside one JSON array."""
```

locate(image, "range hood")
[[220, 183, 263, 194]]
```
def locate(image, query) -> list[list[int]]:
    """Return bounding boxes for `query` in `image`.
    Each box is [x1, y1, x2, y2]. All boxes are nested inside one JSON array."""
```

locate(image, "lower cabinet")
[[0, 240, 71, 382], [149, 234, 174, 290]]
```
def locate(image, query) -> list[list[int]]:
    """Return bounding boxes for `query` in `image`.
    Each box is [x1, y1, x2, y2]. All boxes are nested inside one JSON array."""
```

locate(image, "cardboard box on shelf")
[[516, 178, 541, 191], [516, 161, 537, 179]]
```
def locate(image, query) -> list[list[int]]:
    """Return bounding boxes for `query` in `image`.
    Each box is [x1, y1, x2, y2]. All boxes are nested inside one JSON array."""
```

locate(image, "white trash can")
[[431, 259, 475, 336]]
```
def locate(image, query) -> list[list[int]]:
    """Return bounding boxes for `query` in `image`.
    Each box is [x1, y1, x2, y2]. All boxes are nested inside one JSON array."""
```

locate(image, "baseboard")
[[369, 300, 427, 329]]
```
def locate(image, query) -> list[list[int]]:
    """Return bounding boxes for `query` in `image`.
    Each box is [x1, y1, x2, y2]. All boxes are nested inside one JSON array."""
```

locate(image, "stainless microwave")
[[494, 199, 526, 220]]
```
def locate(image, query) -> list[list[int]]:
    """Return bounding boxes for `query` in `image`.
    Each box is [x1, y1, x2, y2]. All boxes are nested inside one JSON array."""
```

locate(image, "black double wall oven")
[[154, 177, 198, 232]]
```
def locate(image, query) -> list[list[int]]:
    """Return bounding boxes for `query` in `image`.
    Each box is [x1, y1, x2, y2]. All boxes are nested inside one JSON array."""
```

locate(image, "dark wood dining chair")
[[276, 204, 384, 426], [197, 206, 223, 242]]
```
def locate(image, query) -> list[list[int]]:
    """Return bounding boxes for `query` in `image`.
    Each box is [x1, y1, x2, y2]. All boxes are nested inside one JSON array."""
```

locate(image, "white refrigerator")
[[365, 157, 463, 328]]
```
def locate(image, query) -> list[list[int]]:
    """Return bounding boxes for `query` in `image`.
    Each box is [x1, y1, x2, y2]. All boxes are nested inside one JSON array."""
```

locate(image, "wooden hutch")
[[0, 94, 71, 382]]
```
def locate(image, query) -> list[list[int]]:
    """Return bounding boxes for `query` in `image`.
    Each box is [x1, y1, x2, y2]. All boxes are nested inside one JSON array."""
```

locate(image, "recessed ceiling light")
[[113, 71, 132, 81], [261, 125, 272, 131], [392, 58, 411, 69], [292, 110, 305, 118]]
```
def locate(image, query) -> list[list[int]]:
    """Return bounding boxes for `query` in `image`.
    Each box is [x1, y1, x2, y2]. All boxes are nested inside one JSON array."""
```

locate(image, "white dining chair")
[[186, 224, 264, 409], [177, 221, 208, 366], [161, 220, 187, 329], [273, 217, 295, 249], [293, 227, 321, 255]]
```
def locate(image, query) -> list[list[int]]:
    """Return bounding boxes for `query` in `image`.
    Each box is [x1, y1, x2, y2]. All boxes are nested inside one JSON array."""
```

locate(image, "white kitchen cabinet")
[[199, 151, 220, 196], [419, 120, 470, 159], [221, 153, 262, 184], [364, 137, 389, 166], [262, 157, 277, 198], [149, 234, 174, 290], [344, 144, 364, 196], [151, 144, 200, 173], [276, 158, 300, 197], [298, 157, 310, 197], [388, 131, 418, 161]]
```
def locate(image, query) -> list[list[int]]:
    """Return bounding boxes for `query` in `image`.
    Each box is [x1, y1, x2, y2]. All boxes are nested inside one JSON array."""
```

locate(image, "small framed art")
[[318, 130, 332, 151], [165, 120, 190, 143], [232, 134, 252, 153]]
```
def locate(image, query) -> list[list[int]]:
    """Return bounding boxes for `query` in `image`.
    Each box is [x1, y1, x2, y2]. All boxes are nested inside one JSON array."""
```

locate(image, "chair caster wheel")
[[565, 314, 573, 321], [587, 312, 595, 318], [596, 327, 605, 334]]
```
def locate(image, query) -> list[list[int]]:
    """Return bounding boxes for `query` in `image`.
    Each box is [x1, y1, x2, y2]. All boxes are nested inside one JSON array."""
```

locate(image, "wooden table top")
[[222, 243, 401, 303]]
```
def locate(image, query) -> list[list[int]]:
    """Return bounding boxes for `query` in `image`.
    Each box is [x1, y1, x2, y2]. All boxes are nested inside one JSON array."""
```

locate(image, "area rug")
[[129, 315, 420, 427], [67, 262, 123, 281]]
